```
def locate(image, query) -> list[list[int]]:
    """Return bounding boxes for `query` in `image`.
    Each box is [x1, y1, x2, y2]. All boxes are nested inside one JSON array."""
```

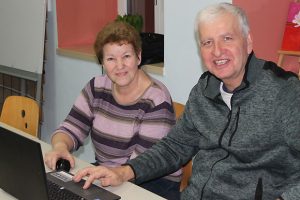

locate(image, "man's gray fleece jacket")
[[127, 53, 300, 200]]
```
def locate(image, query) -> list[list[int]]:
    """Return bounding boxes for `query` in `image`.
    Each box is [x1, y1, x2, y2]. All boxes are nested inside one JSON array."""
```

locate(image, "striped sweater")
[[54, 74, 181, 181]]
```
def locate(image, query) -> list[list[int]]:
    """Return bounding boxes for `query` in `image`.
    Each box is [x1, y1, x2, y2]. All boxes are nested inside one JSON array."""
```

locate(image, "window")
[[56, 0, 164, 75], [119, 0, 164, 34]]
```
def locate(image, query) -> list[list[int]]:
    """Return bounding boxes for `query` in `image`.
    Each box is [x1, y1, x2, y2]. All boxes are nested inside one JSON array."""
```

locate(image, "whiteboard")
[[0, 0, 46, 74]]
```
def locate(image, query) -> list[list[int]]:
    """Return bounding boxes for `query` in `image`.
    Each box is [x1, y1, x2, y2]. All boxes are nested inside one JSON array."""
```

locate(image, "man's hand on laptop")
[[73, 165, 135, 189]]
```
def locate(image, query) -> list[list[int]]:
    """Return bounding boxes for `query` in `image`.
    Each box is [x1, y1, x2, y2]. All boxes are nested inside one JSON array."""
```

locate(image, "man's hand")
[[73, 165, 135, 189]]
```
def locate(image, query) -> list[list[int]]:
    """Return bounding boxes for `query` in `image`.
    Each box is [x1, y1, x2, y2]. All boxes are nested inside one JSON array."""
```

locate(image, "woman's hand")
[[44, 141, 75, 170], [73, 165, 135, 189]]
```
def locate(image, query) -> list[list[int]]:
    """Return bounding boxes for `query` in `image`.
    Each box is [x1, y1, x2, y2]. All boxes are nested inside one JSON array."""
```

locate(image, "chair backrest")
[[172, 102, 193, 192], [0, 96, 40, 137], [173, 102, 185, 120]]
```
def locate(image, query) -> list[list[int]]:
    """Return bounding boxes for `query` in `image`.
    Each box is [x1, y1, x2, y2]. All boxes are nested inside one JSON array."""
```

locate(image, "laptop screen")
[[0, 126, 121, 200], [0, 126, 49, 199]]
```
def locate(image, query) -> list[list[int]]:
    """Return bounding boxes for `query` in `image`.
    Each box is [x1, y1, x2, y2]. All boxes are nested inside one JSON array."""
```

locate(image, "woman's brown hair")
[[94, 21, 142, 65]]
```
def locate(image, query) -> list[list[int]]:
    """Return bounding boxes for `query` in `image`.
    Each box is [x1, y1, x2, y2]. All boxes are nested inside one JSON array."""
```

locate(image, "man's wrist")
[[117, 164, 135, 182]]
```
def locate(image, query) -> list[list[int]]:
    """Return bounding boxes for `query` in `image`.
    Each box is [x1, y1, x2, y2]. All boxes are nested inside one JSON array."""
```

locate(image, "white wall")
[[41, 0, 229, 162]]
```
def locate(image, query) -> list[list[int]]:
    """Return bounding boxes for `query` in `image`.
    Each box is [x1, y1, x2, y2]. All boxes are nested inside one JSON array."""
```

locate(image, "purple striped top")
[[54, 74, 182, 181]]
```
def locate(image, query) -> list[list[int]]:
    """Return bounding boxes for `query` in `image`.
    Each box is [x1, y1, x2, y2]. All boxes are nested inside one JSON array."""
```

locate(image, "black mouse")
[[55, 158, 71, 172]]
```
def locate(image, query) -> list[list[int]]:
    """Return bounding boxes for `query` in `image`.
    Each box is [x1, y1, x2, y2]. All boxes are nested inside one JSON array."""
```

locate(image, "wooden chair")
[[173, 102, 193, 192], [0, 96, 40, 137], [277, 50, 300, 79]]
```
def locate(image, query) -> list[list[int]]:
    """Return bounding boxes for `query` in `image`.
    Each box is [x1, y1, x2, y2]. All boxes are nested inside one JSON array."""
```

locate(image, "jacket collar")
[[203, 52, 264, 100]]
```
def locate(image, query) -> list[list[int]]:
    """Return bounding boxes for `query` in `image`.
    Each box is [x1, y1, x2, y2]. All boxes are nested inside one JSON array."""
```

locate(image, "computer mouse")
[[55, 158, 71, 172]]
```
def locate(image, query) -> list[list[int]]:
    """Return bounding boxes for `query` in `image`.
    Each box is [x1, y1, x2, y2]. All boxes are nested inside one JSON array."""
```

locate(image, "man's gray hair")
[[195, 3, 250, 43]]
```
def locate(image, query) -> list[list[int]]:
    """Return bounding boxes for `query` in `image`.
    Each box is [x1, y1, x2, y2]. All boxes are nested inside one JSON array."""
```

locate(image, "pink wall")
[[233, 0, 300, 74], [56, 0, 118, 48]]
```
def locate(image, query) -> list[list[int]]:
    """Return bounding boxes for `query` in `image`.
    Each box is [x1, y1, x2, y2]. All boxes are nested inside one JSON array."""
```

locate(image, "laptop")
[[0, 126, 121, 200]]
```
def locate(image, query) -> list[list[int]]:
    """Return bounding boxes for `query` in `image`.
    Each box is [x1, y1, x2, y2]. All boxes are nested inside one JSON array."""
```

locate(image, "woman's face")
[[102, 42, 141, 88]]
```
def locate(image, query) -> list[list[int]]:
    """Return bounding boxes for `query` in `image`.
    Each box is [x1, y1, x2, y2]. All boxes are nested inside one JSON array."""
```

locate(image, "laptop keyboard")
[[47, 179, 86, 200]]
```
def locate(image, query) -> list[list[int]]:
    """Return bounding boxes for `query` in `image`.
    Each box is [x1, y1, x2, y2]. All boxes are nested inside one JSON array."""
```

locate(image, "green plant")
[[115, 14, 143, 32]]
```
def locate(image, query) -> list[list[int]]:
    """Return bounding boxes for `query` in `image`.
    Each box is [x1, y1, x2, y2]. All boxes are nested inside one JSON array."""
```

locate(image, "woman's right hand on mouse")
[[44, 141, 75, 171]]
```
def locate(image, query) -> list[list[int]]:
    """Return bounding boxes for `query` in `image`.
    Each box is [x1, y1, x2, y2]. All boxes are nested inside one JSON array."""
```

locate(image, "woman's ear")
[[137, 51, 142, 65]]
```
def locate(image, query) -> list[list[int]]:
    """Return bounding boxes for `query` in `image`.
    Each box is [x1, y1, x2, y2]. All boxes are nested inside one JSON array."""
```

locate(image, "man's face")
[[198, 12, 253, 91]]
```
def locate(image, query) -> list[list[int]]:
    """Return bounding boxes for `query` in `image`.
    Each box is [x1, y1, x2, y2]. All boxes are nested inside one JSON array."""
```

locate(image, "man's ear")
[[247, 33, 253, 54]]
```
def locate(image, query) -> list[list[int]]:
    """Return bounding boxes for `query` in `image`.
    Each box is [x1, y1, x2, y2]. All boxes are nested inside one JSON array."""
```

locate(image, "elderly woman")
[[45, 21, 181, 199]]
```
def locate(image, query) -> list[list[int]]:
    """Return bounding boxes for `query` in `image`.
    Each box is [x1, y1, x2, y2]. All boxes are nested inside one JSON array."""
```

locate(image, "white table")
[[0, 123, 166, 200]]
